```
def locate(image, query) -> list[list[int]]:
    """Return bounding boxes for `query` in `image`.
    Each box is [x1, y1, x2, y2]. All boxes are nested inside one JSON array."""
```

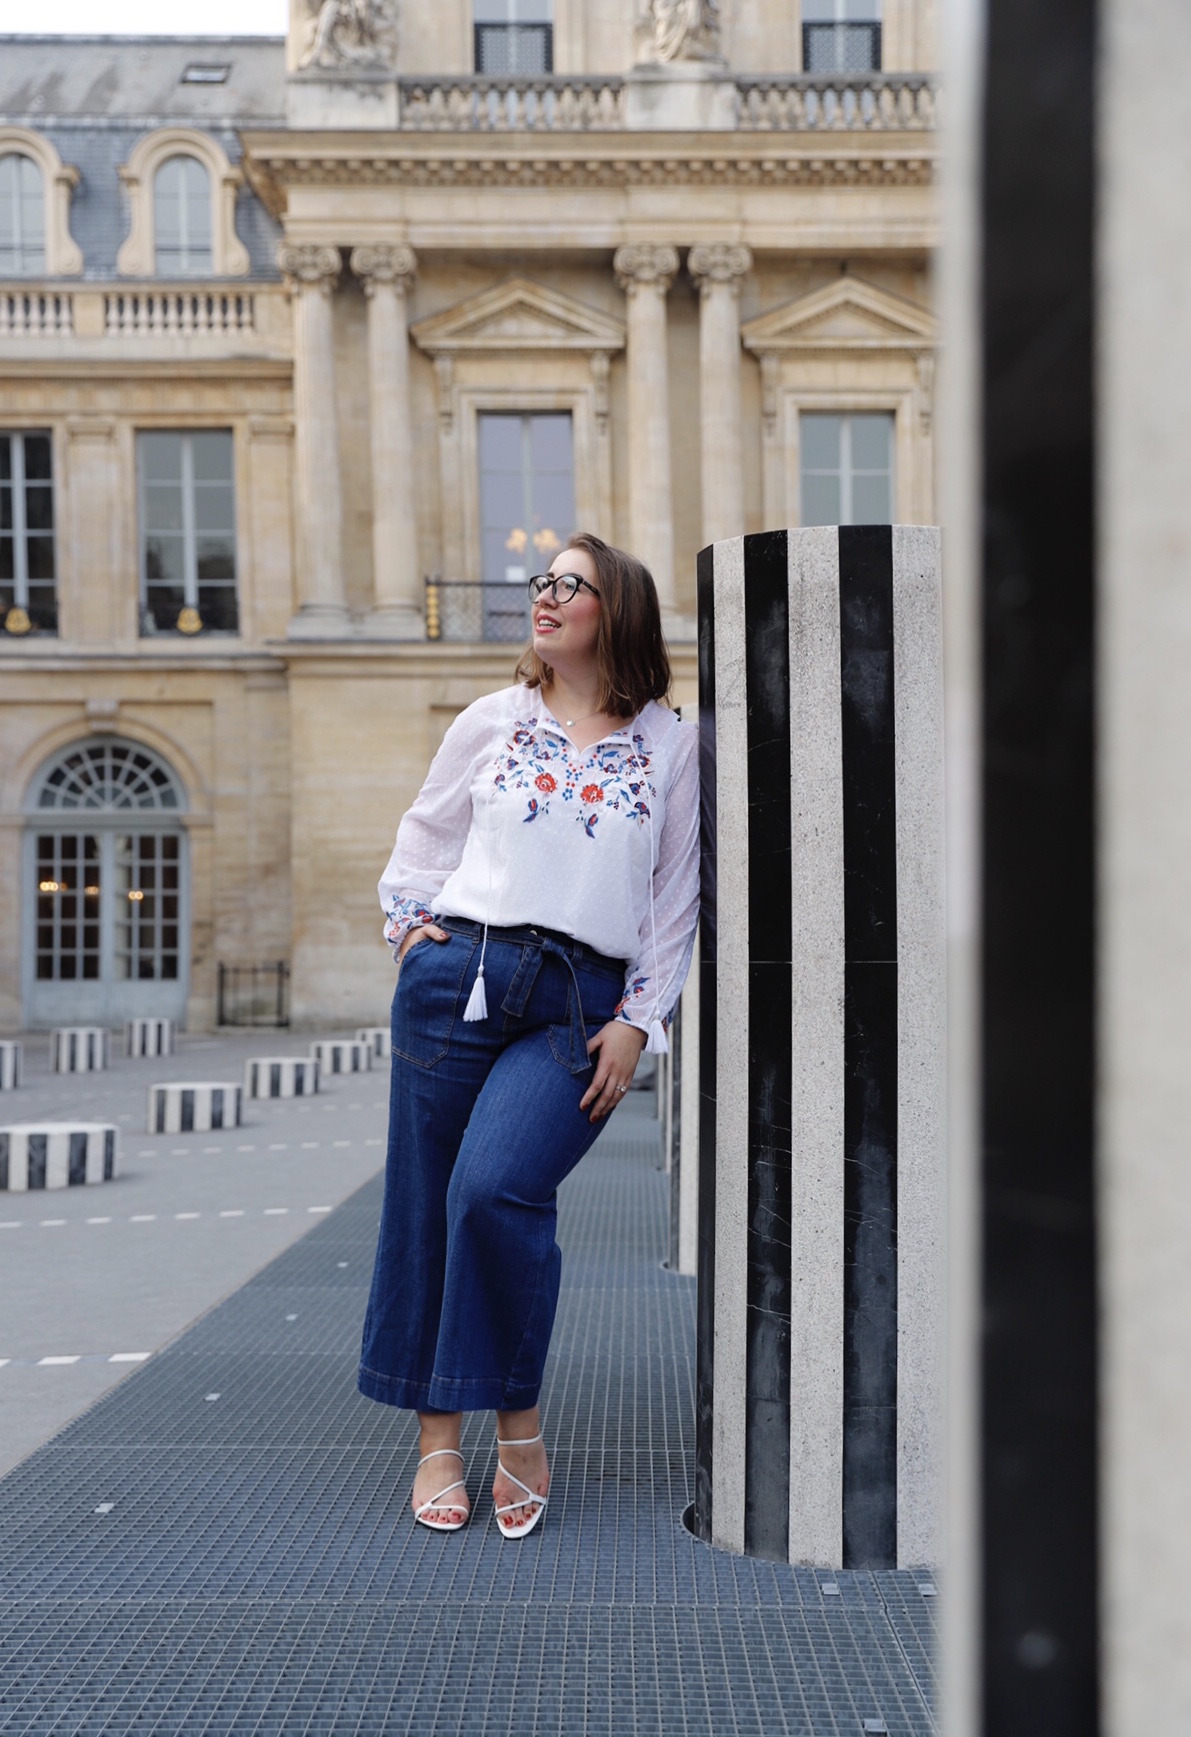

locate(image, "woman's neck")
[[542, 672, 604, 725]]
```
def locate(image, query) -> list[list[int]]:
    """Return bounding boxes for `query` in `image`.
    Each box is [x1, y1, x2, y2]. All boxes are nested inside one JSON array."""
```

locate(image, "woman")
[[358, 532, 699, 1539]]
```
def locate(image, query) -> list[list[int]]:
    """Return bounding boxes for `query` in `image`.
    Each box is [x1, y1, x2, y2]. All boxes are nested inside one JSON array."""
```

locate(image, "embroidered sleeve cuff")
[[383, 895, 437, 954]]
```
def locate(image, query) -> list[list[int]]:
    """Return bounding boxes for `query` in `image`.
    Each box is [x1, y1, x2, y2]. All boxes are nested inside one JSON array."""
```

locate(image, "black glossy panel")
[[838, 526, 897, 964], [693, 541, 717, 1543], [980, 0, 1099, 1726], [743, 532, 793, 1560]]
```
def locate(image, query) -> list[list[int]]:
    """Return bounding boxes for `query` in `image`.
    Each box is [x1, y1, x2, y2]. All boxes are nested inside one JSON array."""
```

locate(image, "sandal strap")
[[417, 1447, 464, 1468], [494, 1433, 542, 1448], [415, 1476, 468, 1516]]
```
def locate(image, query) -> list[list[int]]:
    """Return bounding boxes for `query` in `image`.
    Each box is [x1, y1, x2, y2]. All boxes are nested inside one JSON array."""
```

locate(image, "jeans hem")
[[357, 1365, 542, 1413]]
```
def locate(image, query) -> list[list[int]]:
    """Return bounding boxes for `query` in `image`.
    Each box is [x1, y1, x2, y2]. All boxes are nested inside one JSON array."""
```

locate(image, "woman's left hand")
[[581, 1021, 648, 1122]]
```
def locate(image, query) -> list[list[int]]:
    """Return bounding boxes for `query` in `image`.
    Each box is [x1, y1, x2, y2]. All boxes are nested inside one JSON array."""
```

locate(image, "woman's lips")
[[534, 615, 561, 633]]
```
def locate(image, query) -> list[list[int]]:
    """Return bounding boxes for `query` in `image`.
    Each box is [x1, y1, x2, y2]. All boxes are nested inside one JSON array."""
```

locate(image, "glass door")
[[478, 412, 575, 641]]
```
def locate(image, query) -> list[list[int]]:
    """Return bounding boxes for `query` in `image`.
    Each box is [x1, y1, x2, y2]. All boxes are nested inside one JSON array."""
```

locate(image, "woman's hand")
[[398, 922, 449, 961], [581, 1021, 648, 1122]]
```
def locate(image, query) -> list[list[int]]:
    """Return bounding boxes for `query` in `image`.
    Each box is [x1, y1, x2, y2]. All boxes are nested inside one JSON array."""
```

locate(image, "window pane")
[[26, 536, 55, 580], [190, 431, 233, 482], [145, 534, 185, 583], [801, 414, 841, 471], [802, 474, 842, 528], [851, 412, 892, 470], [143, 586, 185, 632], [195, 535, 235, 580], [852, 474, 892, 524], [192, 484, 235, 532], [143, 485, 185, 532], [478, 414, 522, 471], [23, 435, 51, 481], [475, 0, 552, 19], [529, 413, 572, 473], [197, 582, 239, 631], [154, 156, 212, 275], [0, 439, 10, 481], [141, 434, 184, 482], [0, 154, 45, 274], [25, 485, 53, 531]]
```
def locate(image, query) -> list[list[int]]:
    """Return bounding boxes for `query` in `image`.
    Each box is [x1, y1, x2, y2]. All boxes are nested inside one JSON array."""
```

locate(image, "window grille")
[[800, 412, 895, 526], [802, 2, 882, 72], [138, 430, 238, 635], [1, 431, 56, 635], [36, 742, 181, 812]]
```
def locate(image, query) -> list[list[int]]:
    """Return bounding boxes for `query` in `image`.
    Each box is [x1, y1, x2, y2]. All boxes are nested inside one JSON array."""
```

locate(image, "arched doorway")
[[24, 739, 189, 1029]]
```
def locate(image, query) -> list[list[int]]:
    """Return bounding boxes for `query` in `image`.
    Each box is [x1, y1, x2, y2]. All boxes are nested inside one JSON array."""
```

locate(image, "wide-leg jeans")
[[358, 919, 626, 1414]]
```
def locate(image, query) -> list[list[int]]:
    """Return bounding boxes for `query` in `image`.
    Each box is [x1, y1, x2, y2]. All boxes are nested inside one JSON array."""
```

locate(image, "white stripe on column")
[[786, 524, 847, 1567], [892, 524, 946, 1567], [677, 933, 700, 1279], [710, 534, 750, 1556]]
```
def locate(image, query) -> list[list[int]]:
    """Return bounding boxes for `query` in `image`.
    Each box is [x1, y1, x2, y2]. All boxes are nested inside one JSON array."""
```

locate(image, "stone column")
[[278, 243, 350, 637], [613, 243, 680, 619], [350, 244, 423, 639], [688, 244, 752, 548]]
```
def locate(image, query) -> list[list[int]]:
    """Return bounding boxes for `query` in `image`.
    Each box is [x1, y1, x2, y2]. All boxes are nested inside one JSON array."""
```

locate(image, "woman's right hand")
[[398, 922, 450, 961]]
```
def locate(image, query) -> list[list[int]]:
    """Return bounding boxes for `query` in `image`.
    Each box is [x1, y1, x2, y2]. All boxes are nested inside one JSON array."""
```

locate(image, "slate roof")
[[0, 36, 286, 280]]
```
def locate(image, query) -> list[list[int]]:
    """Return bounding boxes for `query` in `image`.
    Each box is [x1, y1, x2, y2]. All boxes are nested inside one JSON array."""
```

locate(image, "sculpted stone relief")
[[297, 0, 398, 72], [635, 0, 723, 65]]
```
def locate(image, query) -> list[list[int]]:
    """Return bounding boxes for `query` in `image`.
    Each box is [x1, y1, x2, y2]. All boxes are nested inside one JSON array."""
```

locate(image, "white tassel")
[[645, 1018, 668, 1055], [462, 966, 488, 1023]]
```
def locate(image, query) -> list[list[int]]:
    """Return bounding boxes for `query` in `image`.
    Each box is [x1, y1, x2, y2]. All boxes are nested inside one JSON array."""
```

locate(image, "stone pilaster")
[[688, 243, 752, 547], [350, 244, 423, 638], [278, 242, 350, 637], [613, 243, 680, 620]]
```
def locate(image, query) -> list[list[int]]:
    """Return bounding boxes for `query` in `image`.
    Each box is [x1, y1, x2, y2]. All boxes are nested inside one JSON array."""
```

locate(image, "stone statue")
[[636, 0, 723, 65], [297, 0, 397, 72]]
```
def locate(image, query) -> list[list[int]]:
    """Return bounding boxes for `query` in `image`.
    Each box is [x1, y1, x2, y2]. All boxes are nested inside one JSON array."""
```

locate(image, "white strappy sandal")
[[493, 1433, 549, 1540], [412, 1447, 469, 1532]]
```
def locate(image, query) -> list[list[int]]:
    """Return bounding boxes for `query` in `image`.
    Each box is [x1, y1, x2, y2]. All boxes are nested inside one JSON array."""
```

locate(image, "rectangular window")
[[476, 410, 574, 640], [138, 430, 237, 635], [1, 431, 57, 636], [0, 153, 45, 275], [802, 0, 882, 72], [115, 833, 180, 982], [475, 0, 553, 73], [800, 412, 895, 526], [36, 834, 101, 982]]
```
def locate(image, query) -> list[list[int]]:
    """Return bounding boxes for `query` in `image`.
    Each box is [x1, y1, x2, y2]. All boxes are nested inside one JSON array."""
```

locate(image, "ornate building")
[[0, 2, 938, 1031]]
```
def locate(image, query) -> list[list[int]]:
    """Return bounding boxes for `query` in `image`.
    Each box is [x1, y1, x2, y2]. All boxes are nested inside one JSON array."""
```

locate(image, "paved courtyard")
[[0, 1030, 937, 1735]]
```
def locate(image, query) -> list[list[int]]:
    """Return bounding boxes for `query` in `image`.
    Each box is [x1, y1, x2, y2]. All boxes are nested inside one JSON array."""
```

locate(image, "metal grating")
[[0, 1108, 937, 1735]]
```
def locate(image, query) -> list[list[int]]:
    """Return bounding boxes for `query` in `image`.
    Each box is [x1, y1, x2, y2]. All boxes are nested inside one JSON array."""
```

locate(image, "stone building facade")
[[0, 3, 938, 1032]]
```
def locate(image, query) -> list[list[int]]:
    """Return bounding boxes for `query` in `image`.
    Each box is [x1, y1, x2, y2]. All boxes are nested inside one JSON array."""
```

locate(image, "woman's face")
[[531, 546, 603, 673]]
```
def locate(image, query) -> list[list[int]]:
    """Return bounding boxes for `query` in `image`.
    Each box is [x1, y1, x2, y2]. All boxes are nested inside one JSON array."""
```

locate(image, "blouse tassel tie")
[[462, 923, 489, 1022]]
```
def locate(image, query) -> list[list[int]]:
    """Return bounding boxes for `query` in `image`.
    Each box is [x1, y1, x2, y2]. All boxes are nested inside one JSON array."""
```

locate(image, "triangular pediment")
[[742, 276, 936, 353], [411, 277, 625, 354]]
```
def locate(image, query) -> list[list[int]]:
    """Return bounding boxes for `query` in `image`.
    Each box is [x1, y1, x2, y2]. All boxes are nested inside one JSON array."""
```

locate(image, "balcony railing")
[[0, 289, 73, 335], [425, 579, 530, 644], [0, 284, 289, 347], [397, 71, 936, 133], [104, 290, 257, 336]]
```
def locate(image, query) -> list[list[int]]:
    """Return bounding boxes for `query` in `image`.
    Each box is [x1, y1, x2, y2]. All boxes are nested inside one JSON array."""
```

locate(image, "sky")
[[0, 0, 288, 31]]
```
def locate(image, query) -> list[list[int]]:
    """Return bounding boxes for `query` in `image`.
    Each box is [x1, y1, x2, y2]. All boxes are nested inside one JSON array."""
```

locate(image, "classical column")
[[350, 244, 423, 638], [688, 244, 752, 548], [613, 243, 680, 619], [278, 243, 350, 637]]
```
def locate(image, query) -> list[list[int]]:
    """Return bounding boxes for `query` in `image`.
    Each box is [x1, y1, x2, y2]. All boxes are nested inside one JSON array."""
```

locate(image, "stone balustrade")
[[245, 1057, 320, 1099], [736, 73, 937, 131], [149, 1082, 242, 1134], [0, 1123, 117, 1190], [51, 1028, 109, 1073], [103, 290, 256, 336], [0, 1042, 22, 1091], [0, 290, 73, 335]]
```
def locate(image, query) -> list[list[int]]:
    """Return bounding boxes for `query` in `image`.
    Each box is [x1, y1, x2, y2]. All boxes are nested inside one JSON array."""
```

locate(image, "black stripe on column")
[[839, 522, 898, 1570], [981, 0, 1099, 1724], [741, 530, 794, 1560], [693, 539, 718, 1545]]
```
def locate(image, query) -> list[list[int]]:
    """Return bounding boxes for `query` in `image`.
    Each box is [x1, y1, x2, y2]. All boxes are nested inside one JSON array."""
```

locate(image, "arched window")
[[0, 152, 45, 275], [27, 740, 188, 1024], [153, 156, 213, 276]]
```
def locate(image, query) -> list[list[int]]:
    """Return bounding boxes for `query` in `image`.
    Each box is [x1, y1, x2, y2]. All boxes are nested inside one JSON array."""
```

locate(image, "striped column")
[[148, 1083, 243, 1135], [0, 1123, 117, 1189], [51, 1028, 109, 1073], [694, 524, 944, 1569], [355, 1027, 389, 1062], [245, 1057, 320, 1099], [0, 1042, 21, 1091], [124, 1018, 175, 1058], [310, 1039, 370, 1076]]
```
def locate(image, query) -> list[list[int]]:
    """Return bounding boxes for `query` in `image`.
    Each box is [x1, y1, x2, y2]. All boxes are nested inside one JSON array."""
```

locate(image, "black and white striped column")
[[310, 1039, 370, 1076], [124, 1018, 175, 1058], [245, 1057, 321, 1099], [0, 1042, 21, 1091], [0, 1123, 117, 1189], [355, 1027, 389, 1062], [148, 1083, 243, 1134], [694, 524, 944, 1568], [51, 1028, 109, 1073]]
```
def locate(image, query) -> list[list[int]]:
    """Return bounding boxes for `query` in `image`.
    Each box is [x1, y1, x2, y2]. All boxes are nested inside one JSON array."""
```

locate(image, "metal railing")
[[217, 961, 290, 1028], [424, 578, 530, 643]]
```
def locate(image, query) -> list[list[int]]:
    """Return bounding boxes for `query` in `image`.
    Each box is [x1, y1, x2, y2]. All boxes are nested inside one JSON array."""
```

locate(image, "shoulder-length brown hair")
[[514, 531, 671, 719]]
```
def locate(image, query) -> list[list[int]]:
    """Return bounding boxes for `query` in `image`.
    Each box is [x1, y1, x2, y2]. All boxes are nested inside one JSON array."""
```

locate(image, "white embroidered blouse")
[[378, 684, 700, 1045]]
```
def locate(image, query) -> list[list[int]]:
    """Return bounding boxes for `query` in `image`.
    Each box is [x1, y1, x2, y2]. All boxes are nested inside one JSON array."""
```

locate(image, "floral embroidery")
[[581, 784, 603, 804], [535, 772, 556, 793], [384, 892, 436, 946], [524, 798, 546, 822], [615, 974, 651, 1020], [491, 718, 656, 840]]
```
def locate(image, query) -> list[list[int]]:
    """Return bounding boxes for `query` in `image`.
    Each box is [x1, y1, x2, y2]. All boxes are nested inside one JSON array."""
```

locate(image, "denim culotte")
[[357, 918, 626, 1414]]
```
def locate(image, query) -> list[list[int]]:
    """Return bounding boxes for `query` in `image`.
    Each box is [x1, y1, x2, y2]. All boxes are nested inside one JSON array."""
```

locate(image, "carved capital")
[[350, 243, 417, 294], [613, 243, 680, 295], [688, 243, 753, 295], [278, 242, 343, 293]]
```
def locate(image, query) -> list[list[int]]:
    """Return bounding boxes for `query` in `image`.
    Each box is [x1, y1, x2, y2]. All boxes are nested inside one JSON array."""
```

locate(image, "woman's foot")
[[413, 1414, 469, 1529], [493, 1434, 550, 1533]]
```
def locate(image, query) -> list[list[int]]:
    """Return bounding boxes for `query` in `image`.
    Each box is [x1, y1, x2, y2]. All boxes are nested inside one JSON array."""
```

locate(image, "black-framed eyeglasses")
[[528, 572, 600, 605]]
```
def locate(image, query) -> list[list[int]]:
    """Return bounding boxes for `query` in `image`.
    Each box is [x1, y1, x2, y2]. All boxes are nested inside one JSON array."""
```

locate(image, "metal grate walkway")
[[0, 1108, 937, 1735]]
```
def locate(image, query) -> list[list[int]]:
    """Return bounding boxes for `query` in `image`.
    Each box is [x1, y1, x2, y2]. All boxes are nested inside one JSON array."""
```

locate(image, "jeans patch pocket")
[[391, 935, 475, 1067]]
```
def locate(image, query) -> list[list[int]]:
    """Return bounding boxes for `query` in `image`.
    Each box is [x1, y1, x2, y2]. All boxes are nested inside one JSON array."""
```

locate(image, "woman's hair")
[[514, 531, 672, 718]]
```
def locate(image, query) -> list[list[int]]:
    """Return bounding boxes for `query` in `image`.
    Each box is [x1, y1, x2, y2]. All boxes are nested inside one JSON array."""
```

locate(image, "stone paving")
[[0, 1030, 938, 1735]]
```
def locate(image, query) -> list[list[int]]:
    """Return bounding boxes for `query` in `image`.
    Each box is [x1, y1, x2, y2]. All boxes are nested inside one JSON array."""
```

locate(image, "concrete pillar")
[[688, 244, 752, 547], [350, 244, 423, 639], [613, 243, 679, 619], [278, 243, 349, 637], [694, 525, 944, 1568]]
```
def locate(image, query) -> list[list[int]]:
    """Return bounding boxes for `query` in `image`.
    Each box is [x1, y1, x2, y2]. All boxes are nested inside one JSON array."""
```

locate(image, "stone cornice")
[[240, 131, 936, 217]]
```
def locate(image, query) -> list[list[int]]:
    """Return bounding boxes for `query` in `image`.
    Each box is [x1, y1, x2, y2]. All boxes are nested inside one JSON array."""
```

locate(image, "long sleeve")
[[615, 721, 700, 1043], [377, 699, 496, 957]]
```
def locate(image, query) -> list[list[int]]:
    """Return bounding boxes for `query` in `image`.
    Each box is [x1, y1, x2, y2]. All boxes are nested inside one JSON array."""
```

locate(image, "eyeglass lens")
[[529, 573, 584, 602]]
